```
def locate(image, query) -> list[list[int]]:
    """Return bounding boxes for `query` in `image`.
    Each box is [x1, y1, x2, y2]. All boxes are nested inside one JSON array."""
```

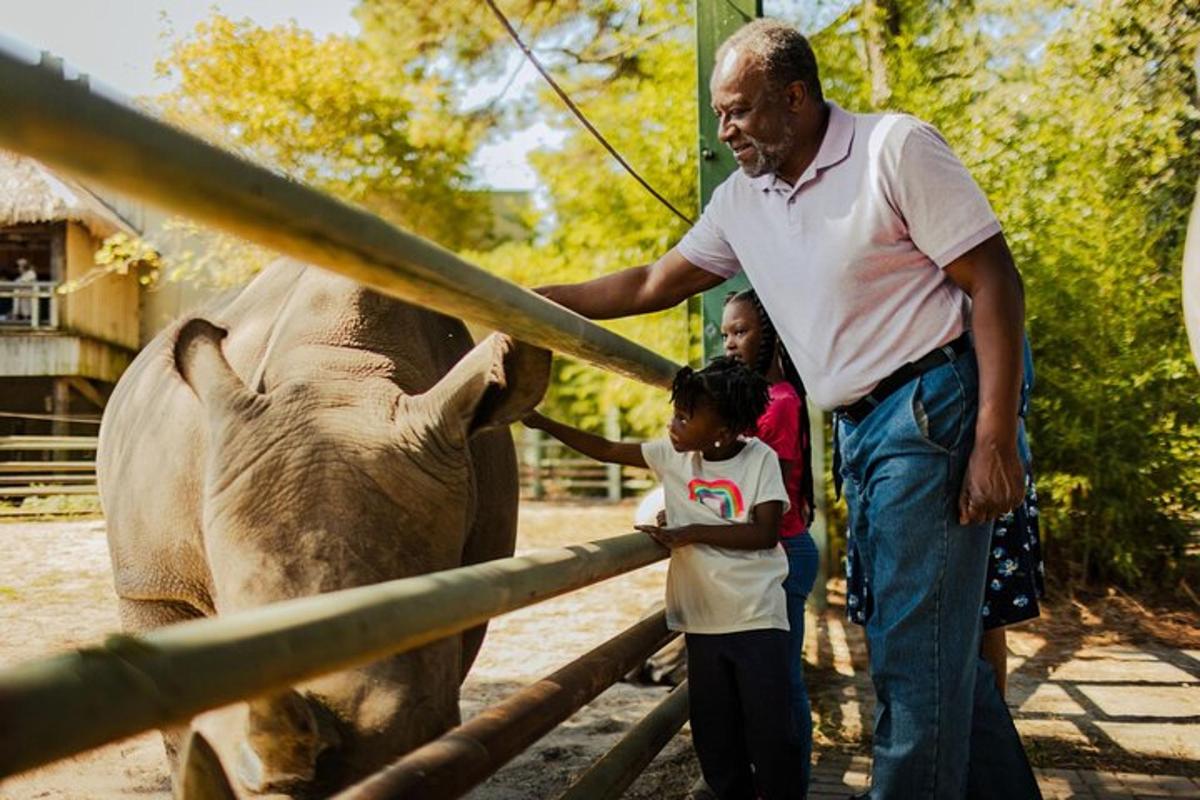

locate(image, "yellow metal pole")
[[0, 46, 678, 389], [0, 533, 666, 778]]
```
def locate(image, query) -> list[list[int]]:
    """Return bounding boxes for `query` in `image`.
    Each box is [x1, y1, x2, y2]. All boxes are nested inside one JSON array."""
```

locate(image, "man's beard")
[[738, 128, 795, 178]]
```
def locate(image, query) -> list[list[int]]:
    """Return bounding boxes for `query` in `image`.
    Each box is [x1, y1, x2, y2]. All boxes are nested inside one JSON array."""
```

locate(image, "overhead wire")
[[482, 0, 696, 226]]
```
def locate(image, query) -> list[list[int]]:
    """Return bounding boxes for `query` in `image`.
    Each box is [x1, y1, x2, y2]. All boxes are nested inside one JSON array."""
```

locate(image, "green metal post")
[[694, 2, 828, 610], [696, 0, 761, 362]]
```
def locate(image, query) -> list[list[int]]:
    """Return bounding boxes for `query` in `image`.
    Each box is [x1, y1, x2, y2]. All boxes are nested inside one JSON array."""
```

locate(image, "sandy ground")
[[0, 505, 697, 800]]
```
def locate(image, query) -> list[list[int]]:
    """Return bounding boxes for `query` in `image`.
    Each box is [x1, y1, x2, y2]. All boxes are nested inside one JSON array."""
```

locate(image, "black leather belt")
[[835, 333, 972, 425]]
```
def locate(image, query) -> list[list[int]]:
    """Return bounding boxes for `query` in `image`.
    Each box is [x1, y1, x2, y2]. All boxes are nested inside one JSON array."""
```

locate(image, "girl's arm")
[[637, 500, 783, 551], [524, 411, 648, 468]]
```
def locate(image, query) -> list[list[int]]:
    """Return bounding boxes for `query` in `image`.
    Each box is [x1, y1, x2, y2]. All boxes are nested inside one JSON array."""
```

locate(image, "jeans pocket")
[[910, 362, 967, 454]]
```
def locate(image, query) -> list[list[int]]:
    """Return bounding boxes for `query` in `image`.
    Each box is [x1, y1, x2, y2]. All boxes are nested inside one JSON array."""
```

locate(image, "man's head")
[[711, 20, 824, 180]]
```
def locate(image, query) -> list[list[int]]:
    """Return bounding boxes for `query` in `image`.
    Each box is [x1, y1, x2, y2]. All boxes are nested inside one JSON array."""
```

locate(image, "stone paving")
[[800, 610, 1200, 799]]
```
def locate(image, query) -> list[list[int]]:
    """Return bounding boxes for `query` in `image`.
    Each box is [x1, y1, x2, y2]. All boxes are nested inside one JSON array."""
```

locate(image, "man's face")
[[710, 48, 796, 178]]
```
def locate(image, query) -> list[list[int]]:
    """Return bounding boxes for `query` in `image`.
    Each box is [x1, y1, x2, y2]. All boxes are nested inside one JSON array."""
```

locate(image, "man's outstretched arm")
[[536, 248, 726, 319]]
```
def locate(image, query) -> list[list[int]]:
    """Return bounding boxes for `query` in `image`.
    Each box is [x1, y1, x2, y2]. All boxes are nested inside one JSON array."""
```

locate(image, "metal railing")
[[0, 281, 60, 330], [0, 43, 689, 796], [0, 436, 98, 503]]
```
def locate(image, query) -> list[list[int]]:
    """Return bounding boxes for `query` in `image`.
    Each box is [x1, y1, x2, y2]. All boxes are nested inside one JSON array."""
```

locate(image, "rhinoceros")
[[97, 258, 550, 796]]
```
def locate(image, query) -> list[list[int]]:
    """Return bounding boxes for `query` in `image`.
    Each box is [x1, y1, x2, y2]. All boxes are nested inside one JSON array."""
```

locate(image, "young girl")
[[524, 357, 804, 800], [720, 288, 818, 793]]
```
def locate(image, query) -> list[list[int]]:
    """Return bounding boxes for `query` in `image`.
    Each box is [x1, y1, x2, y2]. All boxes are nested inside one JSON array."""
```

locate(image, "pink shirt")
[[677, 103, 1001, 409], [755, 382, 809, 538]]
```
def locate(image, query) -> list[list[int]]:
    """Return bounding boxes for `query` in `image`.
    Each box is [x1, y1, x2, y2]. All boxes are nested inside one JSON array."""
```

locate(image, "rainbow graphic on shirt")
[[688, 478, 745, 520]]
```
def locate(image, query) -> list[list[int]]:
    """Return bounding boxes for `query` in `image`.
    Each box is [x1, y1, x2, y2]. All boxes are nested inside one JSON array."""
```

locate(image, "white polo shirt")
[[677, 102, 1001, 409]]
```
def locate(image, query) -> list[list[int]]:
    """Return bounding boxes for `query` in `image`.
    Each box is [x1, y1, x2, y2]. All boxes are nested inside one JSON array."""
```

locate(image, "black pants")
[[687, 629, 805, 800]]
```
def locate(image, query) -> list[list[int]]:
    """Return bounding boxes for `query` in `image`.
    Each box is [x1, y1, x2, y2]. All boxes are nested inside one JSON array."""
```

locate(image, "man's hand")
[[959, 436, 1024, 524], [522, 410, 548, 430], [636, 524, 693, 549]]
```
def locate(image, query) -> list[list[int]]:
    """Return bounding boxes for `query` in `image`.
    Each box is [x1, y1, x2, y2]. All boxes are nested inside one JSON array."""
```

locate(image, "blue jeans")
[[782, 533, 818, 793], [836, 350, 1040, 799]]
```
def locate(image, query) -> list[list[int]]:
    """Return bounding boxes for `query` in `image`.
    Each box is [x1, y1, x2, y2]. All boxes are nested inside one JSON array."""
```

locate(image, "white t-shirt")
[[677, 102, 1001, 409], [640, 437, 790, 634]]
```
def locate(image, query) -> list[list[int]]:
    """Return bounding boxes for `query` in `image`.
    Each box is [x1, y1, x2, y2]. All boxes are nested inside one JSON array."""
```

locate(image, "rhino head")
[[173, 317, 549, 795]]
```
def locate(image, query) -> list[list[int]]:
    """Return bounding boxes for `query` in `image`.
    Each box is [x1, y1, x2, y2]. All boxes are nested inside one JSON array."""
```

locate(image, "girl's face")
[[720, 299, 763, 368], [668, 398, 731, 453]]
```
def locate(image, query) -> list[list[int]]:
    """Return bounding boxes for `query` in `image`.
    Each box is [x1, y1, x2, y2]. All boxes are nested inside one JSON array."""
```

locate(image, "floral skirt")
[[846, 471, 1045, 631]]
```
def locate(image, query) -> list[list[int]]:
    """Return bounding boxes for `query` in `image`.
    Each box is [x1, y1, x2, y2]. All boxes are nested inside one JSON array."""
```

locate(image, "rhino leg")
[[117, 597, 207, 773], [458, 428, 520, 680], [236, 690, 339, 794]]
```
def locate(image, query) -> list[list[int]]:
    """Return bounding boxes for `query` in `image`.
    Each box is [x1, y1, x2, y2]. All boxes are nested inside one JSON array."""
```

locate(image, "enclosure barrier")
[[336, 612, 678, 799], [0, 40, 691, 795], [0, 45, 678, 389], [0, 436, 98, 502], [556, 682, 691, 800], [0, 533, 666, 777]]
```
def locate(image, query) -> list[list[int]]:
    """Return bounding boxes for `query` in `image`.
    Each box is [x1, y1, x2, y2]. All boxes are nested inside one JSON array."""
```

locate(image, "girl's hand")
[[636, 524, 692, 549], [523, 410, 547, 430], [655, 509, 667, 528]]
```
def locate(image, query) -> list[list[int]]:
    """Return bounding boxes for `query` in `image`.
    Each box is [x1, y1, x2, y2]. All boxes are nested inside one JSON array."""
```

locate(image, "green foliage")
[[461, 0, 698, 438], [808, 0, 1200, 587]]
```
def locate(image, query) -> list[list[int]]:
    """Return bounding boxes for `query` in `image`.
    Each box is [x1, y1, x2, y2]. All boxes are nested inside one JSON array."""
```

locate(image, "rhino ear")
[[174, 318, 254, 410], [422, 333, 551, 437]]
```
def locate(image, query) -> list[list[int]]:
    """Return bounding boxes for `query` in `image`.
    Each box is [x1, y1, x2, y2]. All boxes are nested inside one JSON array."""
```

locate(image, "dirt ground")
[[1, 505, 1197, 799]]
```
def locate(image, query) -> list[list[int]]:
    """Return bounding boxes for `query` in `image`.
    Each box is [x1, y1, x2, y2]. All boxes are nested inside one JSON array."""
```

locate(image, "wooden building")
[[0, 151, 141, 435]]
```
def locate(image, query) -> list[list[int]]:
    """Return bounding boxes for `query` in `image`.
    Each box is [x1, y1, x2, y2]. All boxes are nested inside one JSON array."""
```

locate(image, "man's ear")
[[416, 333, 552, 438], [786, 80, 809, 113]]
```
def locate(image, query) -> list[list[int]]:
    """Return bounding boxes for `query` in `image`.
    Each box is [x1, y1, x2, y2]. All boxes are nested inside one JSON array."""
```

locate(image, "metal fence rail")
[[0, 436, 98, 503], [0, 45, 679, 389], [0, 281, 60, 329], [336, 612, 678, 799], [0, 532, 667, 778]]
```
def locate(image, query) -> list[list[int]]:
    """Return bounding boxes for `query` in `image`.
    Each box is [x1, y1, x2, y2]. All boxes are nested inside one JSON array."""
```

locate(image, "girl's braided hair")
[[670, 356, 770, 437], [724, 288, 815, 523]]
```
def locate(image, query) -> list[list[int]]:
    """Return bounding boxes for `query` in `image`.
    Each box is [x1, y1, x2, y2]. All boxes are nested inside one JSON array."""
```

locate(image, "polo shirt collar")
[[754, 101, 855, 195]]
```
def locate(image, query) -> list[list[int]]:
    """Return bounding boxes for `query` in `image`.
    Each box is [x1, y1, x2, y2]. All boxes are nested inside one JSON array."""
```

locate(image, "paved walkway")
[[800, 609, 1200, 799]]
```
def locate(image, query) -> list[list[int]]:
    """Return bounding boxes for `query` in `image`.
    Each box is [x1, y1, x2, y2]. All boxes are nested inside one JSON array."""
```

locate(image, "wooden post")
[[605, 405, 621, 502], [524, 425, 544, 500], [51, 379, 70, 438]]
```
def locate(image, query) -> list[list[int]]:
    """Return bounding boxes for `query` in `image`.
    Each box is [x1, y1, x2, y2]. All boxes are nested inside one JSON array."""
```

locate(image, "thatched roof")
[[0, 150, 138, 238]]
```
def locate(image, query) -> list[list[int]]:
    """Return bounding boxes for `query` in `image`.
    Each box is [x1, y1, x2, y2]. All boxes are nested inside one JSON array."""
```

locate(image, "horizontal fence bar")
[[336, 612, 678, 800], [0, 485, 98, 498], [0, 462, 96, 473], [0, 437, 98, 451], [556, 682, 690, 800], [0, 47, 680, 389], [0, 532, 666, 778]]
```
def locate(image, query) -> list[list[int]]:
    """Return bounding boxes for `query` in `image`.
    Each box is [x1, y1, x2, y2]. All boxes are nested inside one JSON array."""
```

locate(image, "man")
[[537, 19, 1040, 800]]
